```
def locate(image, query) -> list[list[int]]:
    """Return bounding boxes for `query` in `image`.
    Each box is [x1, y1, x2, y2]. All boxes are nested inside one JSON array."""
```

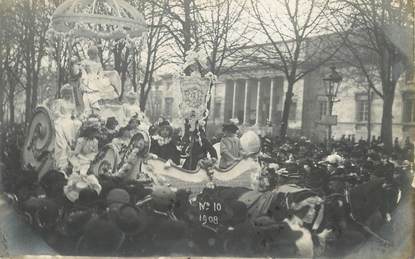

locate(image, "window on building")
[[289, 101, 297, 121], [403, 92, 415, 123], [405, 68, 414, 83], [319, 100, 328, 120], [164, 97, 174, 119], [355, 94, 369, 122], [214, 101, 221, 119]]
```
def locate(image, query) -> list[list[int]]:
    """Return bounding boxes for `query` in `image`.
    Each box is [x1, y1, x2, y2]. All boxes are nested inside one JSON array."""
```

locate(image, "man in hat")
[[150, 121, 181, 165], [219, 119, 245, 169], [52, 83, 82, 172]]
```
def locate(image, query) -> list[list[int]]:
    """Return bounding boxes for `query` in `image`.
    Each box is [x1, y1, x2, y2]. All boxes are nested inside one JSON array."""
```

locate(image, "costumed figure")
[[80, 45, 119, 115], [150, 121, 181, 165], [69, 117, 101, 175], [111, 127, 132, 154], [63, 172, 102, 203], [219, 119, 246, 169], [122, 91, 149, 129], [99, 117, 119, 148], [51, 83, 82, 172], [182, 122, 217, 170], [115, 131, 152, 181]]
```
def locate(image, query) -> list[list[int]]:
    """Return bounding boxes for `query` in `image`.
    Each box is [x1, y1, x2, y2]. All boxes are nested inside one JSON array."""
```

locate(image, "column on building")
[[269, 78, 275, 124], [232, 80, 237, 118], [230, 80, 246, 123], [243, 79, 249, 124], [224, 79, 235, 122], [255, 78, 262, 125]]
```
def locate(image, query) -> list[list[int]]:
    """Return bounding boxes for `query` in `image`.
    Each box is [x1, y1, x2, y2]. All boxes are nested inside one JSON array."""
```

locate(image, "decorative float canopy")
[[51, 0, 146, 40]]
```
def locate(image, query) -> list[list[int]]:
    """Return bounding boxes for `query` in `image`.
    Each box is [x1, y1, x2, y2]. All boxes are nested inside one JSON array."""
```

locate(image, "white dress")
[[80, 59, 118, 112], [69, 137, 99, 175], [51, 99, 81, 171]]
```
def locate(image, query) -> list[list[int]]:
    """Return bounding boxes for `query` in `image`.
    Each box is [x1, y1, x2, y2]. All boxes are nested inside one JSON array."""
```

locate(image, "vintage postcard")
[[0, 0, 413, 258]]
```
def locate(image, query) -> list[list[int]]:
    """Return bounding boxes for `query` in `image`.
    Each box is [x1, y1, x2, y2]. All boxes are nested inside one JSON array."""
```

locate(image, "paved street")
[[0, 195, 56, 256]]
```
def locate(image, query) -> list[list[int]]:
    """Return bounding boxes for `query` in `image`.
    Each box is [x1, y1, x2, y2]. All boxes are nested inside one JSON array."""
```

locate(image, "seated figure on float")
[[50, 83, 82, 172], [150, 121, 181, 166], [114, 130, 152, 181], [69, 116, 101, 175], [219, 119, 247, 169], [79, 45, 121, 117], [122, 91, 150, 130]]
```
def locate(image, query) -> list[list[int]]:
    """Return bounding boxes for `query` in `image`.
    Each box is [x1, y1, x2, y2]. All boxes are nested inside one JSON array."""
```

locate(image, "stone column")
[[269, 78, 275, 124], [243, 79, 249, 124], [255, 78, 262, 125], [232, 80, 237, 118]]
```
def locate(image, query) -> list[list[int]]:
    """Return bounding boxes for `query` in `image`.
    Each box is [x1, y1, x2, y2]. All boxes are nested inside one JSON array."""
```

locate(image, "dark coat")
[[150, 139, 181, 165], [182, 138, 217, 170]]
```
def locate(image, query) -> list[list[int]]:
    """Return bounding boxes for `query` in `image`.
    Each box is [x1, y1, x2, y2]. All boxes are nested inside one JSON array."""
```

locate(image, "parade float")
[[3, 0, 409, 258], [13, 0, 303, 257]]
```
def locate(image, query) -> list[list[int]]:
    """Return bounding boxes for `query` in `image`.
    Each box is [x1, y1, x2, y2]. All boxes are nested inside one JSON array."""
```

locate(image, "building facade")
[[152, 64, 414, 143]]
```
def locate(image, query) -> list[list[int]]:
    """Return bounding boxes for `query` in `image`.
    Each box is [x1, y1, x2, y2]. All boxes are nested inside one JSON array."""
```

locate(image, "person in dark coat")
[[182, 127, 217, 170], [150, 121, 181, 165]]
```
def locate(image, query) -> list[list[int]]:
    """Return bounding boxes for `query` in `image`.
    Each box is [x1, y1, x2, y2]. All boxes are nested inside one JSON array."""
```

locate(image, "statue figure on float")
[[79, 45, 121, 115]]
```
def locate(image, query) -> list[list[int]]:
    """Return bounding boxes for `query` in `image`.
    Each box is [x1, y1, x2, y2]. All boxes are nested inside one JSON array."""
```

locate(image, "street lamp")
[[323, 66, 343, 147]]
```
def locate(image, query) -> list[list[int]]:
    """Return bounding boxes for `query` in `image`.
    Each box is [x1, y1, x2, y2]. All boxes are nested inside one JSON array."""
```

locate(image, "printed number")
[[199, 214, 219, 225], [213, 202, 222, 212]]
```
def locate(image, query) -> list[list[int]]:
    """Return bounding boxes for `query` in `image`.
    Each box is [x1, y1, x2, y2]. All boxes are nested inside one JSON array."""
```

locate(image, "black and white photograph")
[[0, 0, 413, 257]]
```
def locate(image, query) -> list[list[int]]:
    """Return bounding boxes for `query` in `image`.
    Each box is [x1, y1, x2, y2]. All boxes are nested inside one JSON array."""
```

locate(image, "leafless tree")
[[250, 0, 344, 138], [130, 0, 171, 112], [11, 0, 52, 123], [329, 0, 413, 151]]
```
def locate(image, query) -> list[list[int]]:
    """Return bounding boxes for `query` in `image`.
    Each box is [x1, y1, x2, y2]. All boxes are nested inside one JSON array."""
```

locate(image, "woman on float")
[[80, 45, 118, 114], [219, 118, 246, 169], [51, 83, 82, 173], [69, 116, 101, 175], [150, 120, 181, 166], [115, 131, 152, 181]]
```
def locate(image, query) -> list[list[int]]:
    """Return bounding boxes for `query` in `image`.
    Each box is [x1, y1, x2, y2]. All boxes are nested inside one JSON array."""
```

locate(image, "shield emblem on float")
[[22, 106, 55, 180], [178, 74, 211, 119]]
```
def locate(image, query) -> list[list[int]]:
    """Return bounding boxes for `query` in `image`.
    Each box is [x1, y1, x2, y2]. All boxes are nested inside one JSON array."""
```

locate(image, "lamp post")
[[323, 66, 343, 148]]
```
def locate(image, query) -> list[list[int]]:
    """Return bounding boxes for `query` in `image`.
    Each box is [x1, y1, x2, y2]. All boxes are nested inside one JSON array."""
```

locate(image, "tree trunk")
[[279, 81, 294, 138], [8, 79, 15, 124], [380, 88, 394, 153], [0, 81, 4, 124], [25, 82, 32, 125], [31, 77, 38, 114]]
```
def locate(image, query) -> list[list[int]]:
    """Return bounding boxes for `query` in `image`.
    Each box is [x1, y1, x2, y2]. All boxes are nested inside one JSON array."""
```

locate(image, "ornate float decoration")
[[22, 0, 147, 178], [142, 130, 262, 197], [50, 0, 146, 42], [177, 49, 215, 124]]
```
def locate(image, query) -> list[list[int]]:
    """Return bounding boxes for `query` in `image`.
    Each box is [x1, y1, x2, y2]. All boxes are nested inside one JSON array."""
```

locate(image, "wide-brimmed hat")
[[151, 185, 176, 212], [157, 120, 174, 137], [60, 83, 73, 96], [321, 154, 344, 166], [87, 45, 99, 57], [115, 204, 148, 235], [222, 123, 239, 133], [82, 116, 101, 131], [125, 91, 137, 100], [77, 217, 125, 255], [106, 188, 130, 205], [63, 209, 93, 237]]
